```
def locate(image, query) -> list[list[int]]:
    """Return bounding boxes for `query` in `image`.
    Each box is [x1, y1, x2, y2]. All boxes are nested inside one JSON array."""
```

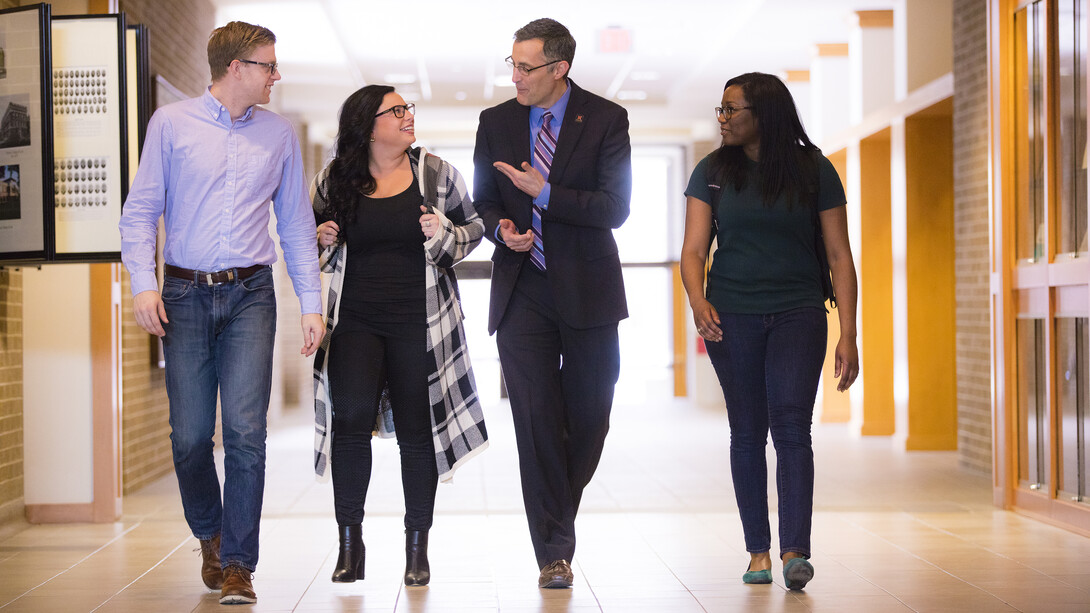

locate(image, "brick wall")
[[120, 0, 216, 99], [0, 1, 22, 528], [952, 0, 993, 474], [0, 269, 22, 526], [117, 0, 215, 493]]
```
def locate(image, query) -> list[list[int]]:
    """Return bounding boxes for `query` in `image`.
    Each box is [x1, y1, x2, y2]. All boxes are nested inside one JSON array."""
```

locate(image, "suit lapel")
[[548, 81, 586, 182]]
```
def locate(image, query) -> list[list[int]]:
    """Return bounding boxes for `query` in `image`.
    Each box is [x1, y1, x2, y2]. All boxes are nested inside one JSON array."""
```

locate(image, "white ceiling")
[[210, 0, 896, 146]]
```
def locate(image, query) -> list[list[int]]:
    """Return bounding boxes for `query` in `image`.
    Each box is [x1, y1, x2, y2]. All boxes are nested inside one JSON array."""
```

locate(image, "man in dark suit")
[[472, 18, 632, 589]]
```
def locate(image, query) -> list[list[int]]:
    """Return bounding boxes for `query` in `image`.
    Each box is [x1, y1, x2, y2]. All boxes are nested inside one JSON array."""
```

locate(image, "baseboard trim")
[[25, 503, 95, 524]]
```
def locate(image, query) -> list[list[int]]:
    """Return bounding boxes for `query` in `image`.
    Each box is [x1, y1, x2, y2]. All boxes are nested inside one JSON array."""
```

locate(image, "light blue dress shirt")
[[119, 88, 321, 314], [529, 80, 572, 209]]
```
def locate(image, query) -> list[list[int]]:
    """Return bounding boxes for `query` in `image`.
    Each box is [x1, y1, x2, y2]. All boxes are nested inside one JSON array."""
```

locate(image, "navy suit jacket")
[[472, 80, 632, 334]]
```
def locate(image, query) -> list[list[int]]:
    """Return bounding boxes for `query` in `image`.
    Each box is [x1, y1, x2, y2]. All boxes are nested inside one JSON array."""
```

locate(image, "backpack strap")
[[414, 146, 442, 213], [422, 152, 442, 213], [805, 150, 837, 309]]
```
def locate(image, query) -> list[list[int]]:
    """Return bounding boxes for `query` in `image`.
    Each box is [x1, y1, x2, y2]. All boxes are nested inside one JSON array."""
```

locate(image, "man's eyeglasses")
[[237, 58, 278, 74], [505, 56, 562, 77], [375, 103, 415, 119], [715, 106, 753, 120]]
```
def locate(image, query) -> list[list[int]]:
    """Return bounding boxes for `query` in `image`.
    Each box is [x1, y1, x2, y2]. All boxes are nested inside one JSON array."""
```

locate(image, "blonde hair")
[[207, 21, 276, 81]]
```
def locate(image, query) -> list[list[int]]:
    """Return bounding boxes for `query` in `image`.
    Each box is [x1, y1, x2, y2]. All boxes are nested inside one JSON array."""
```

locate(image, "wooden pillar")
[[90, 264, 122, 521], [859, 130, 896, 435], [903, 101, 958, 450]]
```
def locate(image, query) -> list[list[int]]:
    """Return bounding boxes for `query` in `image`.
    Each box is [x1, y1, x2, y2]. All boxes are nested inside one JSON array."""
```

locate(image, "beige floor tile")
[[5, 383, 1090, 611]]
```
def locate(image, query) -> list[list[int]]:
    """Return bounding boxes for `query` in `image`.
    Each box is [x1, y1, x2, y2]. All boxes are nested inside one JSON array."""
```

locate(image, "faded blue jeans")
[[161, 266, 276, 572], [704, 306, 827, 559]]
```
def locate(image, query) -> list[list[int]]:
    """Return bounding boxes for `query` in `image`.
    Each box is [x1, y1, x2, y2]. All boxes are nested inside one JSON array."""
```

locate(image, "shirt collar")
[[201, 87, 255, 125], [530, 79, 572, 127]]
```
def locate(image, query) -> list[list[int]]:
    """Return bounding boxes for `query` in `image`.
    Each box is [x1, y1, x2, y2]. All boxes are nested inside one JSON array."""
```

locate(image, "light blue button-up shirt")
[[529, 81, 572, 209], [119, 88, 321, 314]]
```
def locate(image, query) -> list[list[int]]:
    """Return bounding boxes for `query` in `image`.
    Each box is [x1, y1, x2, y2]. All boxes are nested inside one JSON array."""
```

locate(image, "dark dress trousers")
[[473, 80, 632, 569]]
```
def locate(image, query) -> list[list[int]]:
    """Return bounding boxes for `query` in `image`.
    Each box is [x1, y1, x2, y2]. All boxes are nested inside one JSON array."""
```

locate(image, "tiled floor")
[[3, 370, 1090, 612]]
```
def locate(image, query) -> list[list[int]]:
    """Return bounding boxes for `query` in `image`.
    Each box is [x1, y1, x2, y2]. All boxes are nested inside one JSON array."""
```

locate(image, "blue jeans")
[[161, 266, 276, 572], [704, 307, 827, 559]]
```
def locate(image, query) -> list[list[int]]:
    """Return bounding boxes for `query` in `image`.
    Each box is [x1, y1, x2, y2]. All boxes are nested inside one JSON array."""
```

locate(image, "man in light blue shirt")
[[118, 21, 323, 605]]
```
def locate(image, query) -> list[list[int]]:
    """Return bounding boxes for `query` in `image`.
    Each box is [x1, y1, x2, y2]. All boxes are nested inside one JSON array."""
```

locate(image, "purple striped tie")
[[529, 111, 555, 270]]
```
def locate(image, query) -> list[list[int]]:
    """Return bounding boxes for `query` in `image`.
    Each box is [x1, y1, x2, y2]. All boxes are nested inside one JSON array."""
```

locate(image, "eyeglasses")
[[375, 103, 415, 119], [237, 58, 278, 74], [505, 56, 563, 77], [715, 106, 753, 120]]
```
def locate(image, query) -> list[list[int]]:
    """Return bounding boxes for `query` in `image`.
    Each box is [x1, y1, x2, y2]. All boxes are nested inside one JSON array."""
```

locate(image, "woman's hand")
[[834, 335, 859, 392], [419, 206, 440, 238], [317, 220, 340, 247], [691, 297, 722, 343]]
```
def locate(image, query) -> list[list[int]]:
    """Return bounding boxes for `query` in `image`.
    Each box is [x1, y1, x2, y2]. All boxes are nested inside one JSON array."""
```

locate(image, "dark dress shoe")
[[199, 534, 222, 590], [403, 529, 430, 586], [331, 524, 365, 583], [538, 559, 573, 588]]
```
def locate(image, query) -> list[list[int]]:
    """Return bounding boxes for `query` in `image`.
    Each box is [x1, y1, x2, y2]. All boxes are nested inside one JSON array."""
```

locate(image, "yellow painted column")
[[672, 263, 687, 397], [859, 130, 896, 435], [903, 103, 958, 450]]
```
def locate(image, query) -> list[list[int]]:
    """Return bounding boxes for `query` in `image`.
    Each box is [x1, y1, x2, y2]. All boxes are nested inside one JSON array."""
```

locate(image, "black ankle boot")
[[404, 529, 430, 586], [331, 524, 365, 583]]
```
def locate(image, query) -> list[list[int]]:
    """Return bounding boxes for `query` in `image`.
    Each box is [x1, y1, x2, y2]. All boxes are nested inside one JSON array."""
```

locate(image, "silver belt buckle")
[[204, 273, 215, 285]]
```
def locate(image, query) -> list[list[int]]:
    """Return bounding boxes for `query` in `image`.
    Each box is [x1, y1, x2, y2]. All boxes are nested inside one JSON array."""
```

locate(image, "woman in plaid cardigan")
[[311, 85, 488, 588]]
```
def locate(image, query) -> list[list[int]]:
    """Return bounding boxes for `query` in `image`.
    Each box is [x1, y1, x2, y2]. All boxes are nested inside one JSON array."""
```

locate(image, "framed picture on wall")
[[50, 13, 127, 262], [0, 4, 53, 263], [126, 23, 149, 179]]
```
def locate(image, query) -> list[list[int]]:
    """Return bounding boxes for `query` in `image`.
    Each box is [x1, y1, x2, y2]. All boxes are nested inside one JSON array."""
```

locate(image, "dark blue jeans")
[[705, 307, 827, 559], [161, 266, 276, 572]]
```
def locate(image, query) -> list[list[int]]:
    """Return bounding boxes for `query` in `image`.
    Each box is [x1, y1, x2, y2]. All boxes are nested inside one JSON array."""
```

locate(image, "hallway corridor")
[[2, 378, 1089, 612]]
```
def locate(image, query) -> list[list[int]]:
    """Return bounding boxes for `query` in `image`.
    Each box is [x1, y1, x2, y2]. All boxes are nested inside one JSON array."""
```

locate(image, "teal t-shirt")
[[684, 151, 846, 314]]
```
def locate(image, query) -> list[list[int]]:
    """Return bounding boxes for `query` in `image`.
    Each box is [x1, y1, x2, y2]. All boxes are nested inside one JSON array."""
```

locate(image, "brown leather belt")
[[164, 263, 265, 286]]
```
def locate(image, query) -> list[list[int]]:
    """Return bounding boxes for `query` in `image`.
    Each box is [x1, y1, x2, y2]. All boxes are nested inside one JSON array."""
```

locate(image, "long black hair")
[[317, 84, 395, 235], [709, 72, 818, 207]]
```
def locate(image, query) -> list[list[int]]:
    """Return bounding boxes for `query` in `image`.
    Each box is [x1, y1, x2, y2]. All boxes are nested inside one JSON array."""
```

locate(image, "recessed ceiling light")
[[455, 91, 468, 101], [493, 76, 514, 87], [630, 71, 660, 82], [616, 90, 647, 101]]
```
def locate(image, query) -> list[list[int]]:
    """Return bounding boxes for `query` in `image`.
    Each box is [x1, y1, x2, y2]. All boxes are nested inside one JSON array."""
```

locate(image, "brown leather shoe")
[[219, 565, 256, 604], [198, 535, 222, 590], [538, 559, 573, 589]]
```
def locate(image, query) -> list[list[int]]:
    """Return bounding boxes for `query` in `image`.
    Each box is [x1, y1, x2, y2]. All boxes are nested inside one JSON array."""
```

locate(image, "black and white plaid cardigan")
[[311, 147, 488, 483]]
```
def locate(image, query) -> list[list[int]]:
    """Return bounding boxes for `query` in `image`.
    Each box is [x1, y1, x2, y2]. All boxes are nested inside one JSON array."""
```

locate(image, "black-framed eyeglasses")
[[375, 103, 415, 119], [237, 58, 279, 74], [715, 106, 753, 120], [505, 56, 562, 77]]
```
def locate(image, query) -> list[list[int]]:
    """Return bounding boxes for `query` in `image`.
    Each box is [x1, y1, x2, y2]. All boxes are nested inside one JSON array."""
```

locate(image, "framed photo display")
[[126, 23, 149, 182], [0, 4, 53, 263], [50, 13, 127, 261]]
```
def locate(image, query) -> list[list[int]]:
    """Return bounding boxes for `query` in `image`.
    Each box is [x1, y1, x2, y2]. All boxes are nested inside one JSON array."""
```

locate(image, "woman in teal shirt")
[[680, 72, 859, 590]]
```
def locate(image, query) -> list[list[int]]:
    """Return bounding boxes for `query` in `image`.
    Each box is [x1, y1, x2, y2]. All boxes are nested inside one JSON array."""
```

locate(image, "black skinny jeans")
[[327, 319, 437, 530]]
